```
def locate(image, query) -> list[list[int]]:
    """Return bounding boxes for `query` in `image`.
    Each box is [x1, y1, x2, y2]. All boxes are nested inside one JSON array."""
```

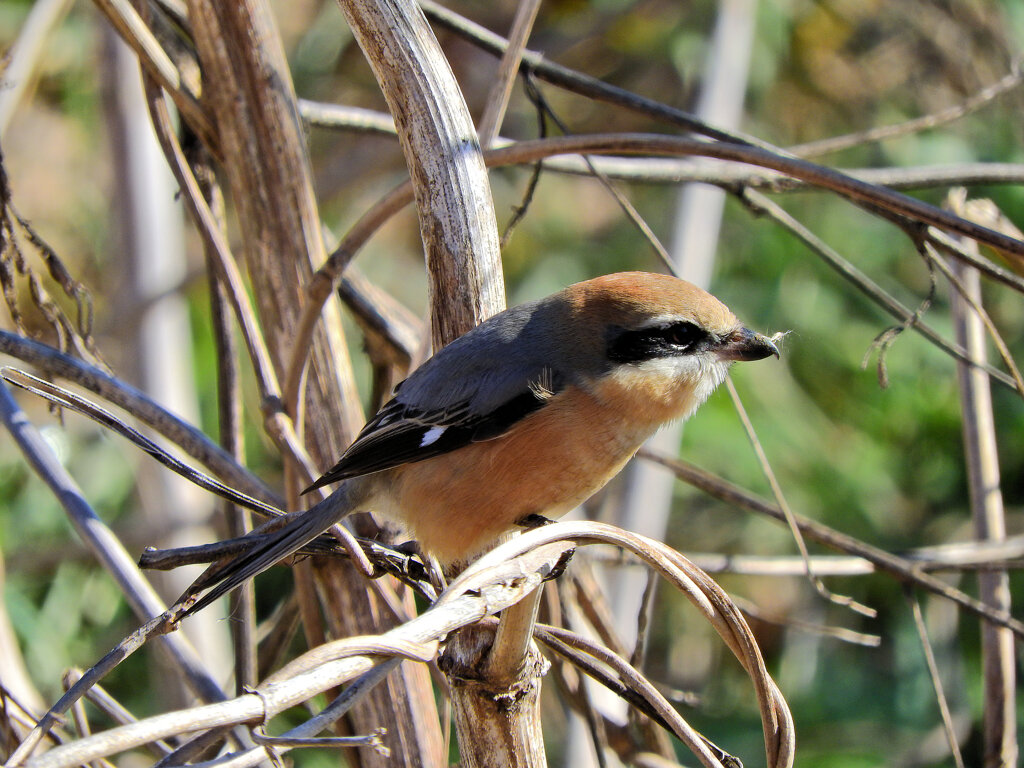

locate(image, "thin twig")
[[0, 0, 74, 136], [521, 75, 674, 271], [578, 545, 1024, 574], [791, 60, 1023, 158], [732, 597, 881, 648], [91, 0, 216, 153], [298, 99, 396, 135], [638, 450, 1024, 641], [476, 0, 541, 148], [535, 626, 728, 768], [140, 74, 373, 577], [627, 569, 678, 761], [252, 730, 388, 753], [256, 595, 302, 682], [725, 377, 876, 618], [299, 100, 1024, 191], [1, 369, 283, 520], [735, 188, 1017, 390], [699, 548, 1024, 574], [921, 243, 1024, 397], [182, 666, 400, 768], [419, 0, 776, 151], [139, 81, 276, 418], [62, 676, 116, 768], [631, 570, 658, 670], [0, 331, 278, 505], [570, 566, 630, 658], [8, 613, 187, 767], [62, 670, 174, 757], [0, 381, 232, 766], [945, 206, 1018, 766], [283, 180, 414, 420], [152, 727, 239, 768], [200, 164, 258, 694], [140, 67, 324, 492], [555, 577, 616, 768], [906, 591, 966, 768], [478, 134, 1024, 266]]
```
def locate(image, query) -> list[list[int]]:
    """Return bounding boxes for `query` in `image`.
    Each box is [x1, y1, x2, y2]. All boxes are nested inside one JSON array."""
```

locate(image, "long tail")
[[181, 483, 357, 617]]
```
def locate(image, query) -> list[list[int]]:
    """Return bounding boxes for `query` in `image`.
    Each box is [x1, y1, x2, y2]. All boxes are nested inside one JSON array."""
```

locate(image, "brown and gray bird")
[[187, 272, 778, 613]]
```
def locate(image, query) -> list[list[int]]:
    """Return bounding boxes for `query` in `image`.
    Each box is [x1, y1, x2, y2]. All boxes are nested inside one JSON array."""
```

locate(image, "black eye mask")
[[606, 321, 712, 364]]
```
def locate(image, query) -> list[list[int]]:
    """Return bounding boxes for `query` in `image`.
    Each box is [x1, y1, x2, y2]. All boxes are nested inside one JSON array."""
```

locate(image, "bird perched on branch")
[[185, 271, 778, 614]]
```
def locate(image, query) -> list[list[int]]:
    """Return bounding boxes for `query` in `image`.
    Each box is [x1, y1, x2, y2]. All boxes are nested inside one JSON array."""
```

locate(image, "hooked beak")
[[716, 327, 780, 362]]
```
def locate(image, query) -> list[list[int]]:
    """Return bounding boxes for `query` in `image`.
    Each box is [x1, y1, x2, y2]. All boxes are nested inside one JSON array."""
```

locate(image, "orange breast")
[[379, 385, 663, 564]]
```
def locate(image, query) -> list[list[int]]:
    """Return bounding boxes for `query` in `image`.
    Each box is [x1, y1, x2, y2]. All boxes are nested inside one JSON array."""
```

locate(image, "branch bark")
[[950, 220, 1017, 767], [184, 1, 441, 765], [337, 0, 505, 349], [336, 2, 547, 766]]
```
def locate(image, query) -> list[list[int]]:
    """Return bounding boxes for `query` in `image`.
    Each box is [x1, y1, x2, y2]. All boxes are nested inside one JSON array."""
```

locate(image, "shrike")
[[186, 271, 778, 613]]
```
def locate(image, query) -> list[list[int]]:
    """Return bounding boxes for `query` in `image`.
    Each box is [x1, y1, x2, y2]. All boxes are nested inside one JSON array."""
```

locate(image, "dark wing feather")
[[303, 373, 562, 493]]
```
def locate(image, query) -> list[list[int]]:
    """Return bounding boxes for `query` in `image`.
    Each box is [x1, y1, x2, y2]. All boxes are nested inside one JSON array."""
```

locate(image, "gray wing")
[[305, 301, 567, 493]]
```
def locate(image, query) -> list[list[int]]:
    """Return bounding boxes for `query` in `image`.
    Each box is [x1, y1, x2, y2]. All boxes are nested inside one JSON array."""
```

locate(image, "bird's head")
[[559, 272, 779, 423]]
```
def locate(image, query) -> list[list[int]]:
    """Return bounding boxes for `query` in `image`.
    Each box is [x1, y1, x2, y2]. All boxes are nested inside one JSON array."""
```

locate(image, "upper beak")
[[716, 327, 780, 362]]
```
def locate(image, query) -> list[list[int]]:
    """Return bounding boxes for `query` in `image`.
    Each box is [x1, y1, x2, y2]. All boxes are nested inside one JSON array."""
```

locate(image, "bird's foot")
[[514, 513, 573, 579], [515, 512, 555, 529]]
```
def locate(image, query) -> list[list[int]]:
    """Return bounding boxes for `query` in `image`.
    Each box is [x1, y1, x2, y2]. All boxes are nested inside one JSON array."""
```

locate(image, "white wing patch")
[[419, 425, 447, 447]]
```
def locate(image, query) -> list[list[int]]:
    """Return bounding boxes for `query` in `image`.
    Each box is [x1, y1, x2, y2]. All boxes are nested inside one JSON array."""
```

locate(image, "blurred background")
[[1, 1, 1023, 766]]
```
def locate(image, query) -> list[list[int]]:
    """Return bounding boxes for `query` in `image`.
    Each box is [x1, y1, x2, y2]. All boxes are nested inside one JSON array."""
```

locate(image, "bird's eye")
[[606, 321, 710, 364], [662, 322, 702, 348]]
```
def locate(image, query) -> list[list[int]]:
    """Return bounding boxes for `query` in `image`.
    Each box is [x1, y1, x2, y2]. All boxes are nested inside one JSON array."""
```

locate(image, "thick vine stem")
[[183, 1, 440, 765], [337, 0, 505, 348], [336, 1, 533, 765]]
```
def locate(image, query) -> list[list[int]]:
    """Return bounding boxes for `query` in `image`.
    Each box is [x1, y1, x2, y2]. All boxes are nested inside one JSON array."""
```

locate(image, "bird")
[[184, 271, 778, 614]]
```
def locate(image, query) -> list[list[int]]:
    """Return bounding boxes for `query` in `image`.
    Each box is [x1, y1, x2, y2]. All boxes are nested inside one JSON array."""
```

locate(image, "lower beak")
[[716, 327, 780, 361]]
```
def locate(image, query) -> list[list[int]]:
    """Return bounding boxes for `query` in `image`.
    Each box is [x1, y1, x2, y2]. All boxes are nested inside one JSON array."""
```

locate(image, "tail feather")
[[182, 487, 354, 617]]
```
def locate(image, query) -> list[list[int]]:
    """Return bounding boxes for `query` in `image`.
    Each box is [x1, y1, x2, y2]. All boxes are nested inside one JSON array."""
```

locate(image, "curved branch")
[[339, 0, 504, 346], [0, 330, 278, 506], [441, 523, 795, 768], [481, 134, 1024, 269], [283, 134, 1024, 401], [639, 450, 1024, 640]]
